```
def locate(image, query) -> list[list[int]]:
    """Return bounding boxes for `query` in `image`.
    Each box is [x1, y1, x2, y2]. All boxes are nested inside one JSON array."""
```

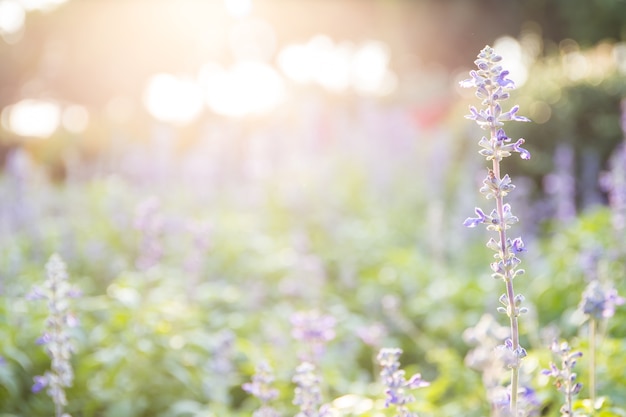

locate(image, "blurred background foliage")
[[1, 0, 626, 416]]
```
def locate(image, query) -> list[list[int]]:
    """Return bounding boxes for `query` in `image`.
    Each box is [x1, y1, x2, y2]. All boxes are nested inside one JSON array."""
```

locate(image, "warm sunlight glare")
[[493, 36, 528, 87], [143, 74, 204, 125], [223, 0, 252, 18], [0, 0, 25, 36], [201, 61, 286, 118], [278, 36, 396, 96], [20, 0, 67, 12], [2, 99, 61, 138], [277, 43, 312, 84], [352, 41, 396, 96]]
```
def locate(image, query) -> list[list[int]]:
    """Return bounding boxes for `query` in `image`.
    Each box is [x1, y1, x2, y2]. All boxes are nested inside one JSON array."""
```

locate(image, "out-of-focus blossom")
[[292, 362, 331, 417], [242, 362, 281, 417], [290, 310, 336, 362], [27, 254, 80, 417], [579, 280, 624, 320], [377, 348, 428, 417], [542, 340, 583, 417]]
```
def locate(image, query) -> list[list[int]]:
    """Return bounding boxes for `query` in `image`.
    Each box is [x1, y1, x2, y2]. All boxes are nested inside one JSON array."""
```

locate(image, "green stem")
[[491, 140, 520, 416], [590, 317, 597, 413]]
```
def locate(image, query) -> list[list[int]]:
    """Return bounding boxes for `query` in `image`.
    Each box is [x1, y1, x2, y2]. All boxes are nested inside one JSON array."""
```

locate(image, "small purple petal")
[[463, 207, 488, 228], [512, 139, 531, 159], [496, 70, 515, 88], [32, 375, 48, 393], [36, 333, 52, 345], [496, 128, 508, 142], [406, 373, 430, 389], [511, 237, 526, 253], [25, 286, 46, 301]]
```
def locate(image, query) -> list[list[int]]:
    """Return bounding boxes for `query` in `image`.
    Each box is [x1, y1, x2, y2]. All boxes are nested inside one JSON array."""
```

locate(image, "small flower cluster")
[[377, 348, 429, 417], [242, 362, 281, 417], [27, 254, 81, 417], [292, 362, 331, 417], [542, 341, 583, 416], [578, 280, 624, 321], [290, 310, 336, 362]]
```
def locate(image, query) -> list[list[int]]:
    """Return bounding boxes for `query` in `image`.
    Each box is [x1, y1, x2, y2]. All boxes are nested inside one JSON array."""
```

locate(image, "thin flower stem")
[[491, 112, 520, 417], [590, 317, 596, 412]]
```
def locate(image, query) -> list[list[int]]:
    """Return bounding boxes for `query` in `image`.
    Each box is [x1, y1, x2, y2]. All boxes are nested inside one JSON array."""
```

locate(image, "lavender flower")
[[542, 340, 583, 417], [578, 278, 624, 405], [579, 280, 625, 320], [461, 45, 531, 416], [376, 348, 429, 417], [292, 362, 331, 417], [27, 254, 80, 417], [290, 310, 336, 363], [243, 362, 281, 417]]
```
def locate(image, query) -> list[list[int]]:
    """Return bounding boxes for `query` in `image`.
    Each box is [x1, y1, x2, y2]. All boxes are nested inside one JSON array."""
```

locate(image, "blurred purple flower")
[[291, 310, 336, 362], [32, 374, 48, 393], [243, 362, 281, 417], [579, 280, 625, 320], [377, 347, 428, 416], [463, 207, 489, 228], [28, 254, 79, 414], [292, 362, 331, 417], [542, 340, 583, 415]]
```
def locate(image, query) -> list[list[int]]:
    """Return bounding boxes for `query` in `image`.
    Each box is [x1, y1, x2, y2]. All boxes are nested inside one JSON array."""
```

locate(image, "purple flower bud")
[[463, 207, 488, 228], [512, 138, 531, 159], [36, 333, 52, 345], [32, 375, 48, 393], [511, 237, 526, 254], [496, 70, 515, 88], [406, 373, 430, 389]]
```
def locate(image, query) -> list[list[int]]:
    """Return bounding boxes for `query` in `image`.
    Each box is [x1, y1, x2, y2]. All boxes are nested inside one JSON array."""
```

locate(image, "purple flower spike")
[[461, 45, 531, 416]]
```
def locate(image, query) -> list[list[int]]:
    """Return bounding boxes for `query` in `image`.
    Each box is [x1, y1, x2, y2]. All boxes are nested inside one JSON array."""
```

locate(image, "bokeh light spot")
[[277, 43, 312, 84], [493, 36, 528, 87], [0, 0, 25, 36], [224, 0, 251, 18], [3, 99, 61, 138], [352, 41, 395, 95], [143, 73, 204, 125], [201, 61, 285, 117]]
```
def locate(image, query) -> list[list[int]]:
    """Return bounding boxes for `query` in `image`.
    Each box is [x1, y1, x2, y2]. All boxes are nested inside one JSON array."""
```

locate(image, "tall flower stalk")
[[461, 45, 531, 416], [27, 254, 81, 417]]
